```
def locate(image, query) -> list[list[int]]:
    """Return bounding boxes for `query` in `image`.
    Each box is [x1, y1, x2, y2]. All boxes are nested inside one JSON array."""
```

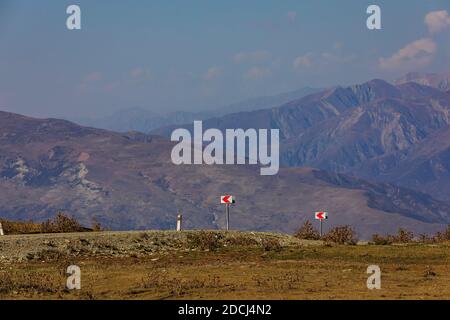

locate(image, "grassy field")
[[0, 231, 449, 300]]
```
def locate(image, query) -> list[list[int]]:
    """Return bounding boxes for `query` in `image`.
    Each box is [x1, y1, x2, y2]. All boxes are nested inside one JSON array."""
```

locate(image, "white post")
[[0, 222, 4, 236], [176, 213, 183, 231]]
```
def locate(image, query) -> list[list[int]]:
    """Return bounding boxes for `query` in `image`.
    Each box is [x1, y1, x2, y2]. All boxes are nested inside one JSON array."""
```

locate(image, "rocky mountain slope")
[[395, 71, 450, 91], [153, 78, 450, 201], [0, 111, 448, 239]]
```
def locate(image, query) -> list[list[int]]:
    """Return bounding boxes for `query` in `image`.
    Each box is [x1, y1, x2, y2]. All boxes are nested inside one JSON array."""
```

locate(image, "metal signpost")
[[221, 195, 235, 231], [315, 211, 328, 237]]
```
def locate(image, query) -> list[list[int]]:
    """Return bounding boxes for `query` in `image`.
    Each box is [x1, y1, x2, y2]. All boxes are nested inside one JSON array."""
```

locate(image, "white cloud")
[[243, 67, 271, 80], [379, 38, 437, 70], [425, 10, 450, 34], [203, 66, 223, 81], [293, 53, 314, 69], [287, 11, 297, 22], [234, 50, 271, 64], [293, 47, 355, 71], [320, 52, 355, 64]]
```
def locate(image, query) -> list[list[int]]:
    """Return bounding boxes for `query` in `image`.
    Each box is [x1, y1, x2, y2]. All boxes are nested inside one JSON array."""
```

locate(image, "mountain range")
[[153, 72, 450, 203], [394, 71, 450, 91], [0, 110, 448, 238], [2, 72, 450, 238], [72, 87, 321, 133]]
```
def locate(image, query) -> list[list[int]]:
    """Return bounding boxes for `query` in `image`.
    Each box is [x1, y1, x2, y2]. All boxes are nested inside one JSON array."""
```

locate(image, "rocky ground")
[[0, 231, 448, 300], [0, 230, 314, 263]]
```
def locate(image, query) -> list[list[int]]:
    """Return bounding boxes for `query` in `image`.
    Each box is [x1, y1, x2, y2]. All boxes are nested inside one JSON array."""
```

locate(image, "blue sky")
[[1, 0, 449, 118]]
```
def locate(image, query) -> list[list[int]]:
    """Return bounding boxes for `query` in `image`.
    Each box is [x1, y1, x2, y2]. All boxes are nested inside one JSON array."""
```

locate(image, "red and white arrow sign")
[[315, 212, 328, 220], [221, 195, 234, 204]]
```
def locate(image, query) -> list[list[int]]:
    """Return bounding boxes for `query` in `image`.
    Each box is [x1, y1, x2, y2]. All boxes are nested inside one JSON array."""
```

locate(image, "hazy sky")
[[1, 0, 449, 118]]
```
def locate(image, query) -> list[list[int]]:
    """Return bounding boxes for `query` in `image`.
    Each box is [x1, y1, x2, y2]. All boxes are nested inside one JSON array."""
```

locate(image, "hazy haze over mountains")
[[72, 87, 321, 133]]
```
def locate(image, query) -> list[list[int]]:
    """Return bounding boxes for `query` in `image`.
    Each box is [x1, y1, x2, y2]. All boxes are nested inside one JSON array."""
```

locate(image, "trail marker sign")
[[221, 195, 235, 231], [221, 195, 235, 204], [315, 211, 328, 237], [315, 212, 328, 220]]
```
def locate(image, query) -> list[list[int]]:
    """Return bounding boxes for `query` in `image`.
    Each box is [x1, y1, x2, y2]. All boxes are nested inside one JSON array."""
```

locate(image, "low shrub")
[[0, 219, 42, 234], [323, 226, 358, 245], [370, 228, 415, 245], [139, 271, 229, 298], [434, 226, 450, 242], [294, 221, 320, 240], [0, 213, 97, 235], [226, 235, 259, 247], [0, 271, 62, 295], [371, 233, 393, 245], [187, 231, 223, 251], [41, 212, 86, 233], [393, 228, 414, 243], [91, 218, 104, 232], [261, 238, 282, 252], [29, 249, 68, 262]]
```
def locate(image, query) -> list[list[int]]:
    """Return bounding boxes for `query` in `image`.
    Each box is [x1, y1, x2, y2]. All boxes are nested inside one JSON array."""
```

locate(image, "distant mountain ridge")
[[153, 76, 450, 202], [74, 107, 205, 133], [0, 110, 448, 238], [394, 71, 450, 91], [72, 87, 321, 133]]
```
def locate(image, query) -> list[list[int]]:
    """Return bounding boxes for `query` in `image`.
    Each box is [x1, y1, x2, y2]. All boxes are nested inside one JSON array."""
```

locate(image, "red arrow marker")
[[315, 211, 328, 220], [221, 195, 234, 204]]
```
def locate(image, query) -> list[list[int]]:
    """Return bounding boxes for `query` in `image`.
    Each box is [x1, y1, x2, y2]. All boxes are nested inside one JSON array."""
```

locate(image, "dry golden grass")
[[0, 219, 42, 235], [0, 241, 448, 300], [0, 213, 102, 235]]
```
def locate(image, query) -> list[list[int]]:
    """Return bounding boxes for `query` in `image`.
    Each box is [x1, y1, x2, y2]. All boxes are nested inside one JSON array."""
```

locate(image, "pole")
[[0, 222, 4, 236], [320, 219, 323, 238], [226, 204, 230, 231], [176, 212, 183, 232]]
